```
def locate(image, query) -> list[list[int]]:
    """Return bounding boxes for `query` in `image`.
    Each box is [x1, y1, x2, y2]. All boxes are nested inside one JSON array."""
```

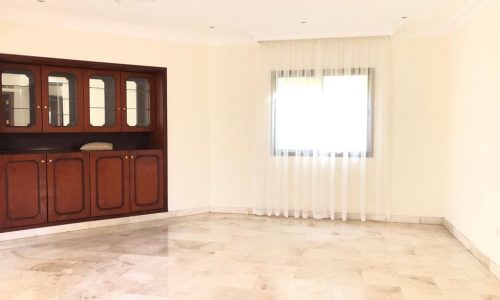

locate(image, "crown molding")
[[397, 0, 493, 36], [252, 29, 395, 42], [439, 0, 493, 33]]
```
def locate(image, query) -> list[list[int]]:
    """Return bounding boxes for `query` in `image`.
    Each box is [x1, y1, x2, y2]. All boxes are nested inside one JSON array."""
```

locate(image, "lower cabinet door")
[[47, 152, 90, 222], [90, 151, 130, 217], [130, 149, 164, 212], [0, 154, 47, 228]]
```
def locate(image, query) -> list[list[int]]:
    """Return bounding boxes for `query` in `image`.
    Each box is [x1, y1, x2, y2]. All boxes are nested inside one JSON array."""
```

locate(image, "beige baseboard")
[[443, 218, 500, 280], [0, 206, 210, 242], [210, 206, 443, 225]]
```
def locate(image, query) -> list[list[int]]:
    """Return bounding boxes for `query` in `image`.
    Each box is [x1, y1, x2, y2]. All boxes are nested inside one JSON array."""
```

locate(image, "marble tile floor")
[[0, 213, 499, 300]]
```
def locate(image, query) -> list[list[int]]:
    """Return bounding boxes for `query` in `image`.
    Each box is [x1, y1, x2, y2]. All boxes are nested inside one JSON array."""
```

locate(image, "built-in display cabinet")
[[0, 54, 167, 231]]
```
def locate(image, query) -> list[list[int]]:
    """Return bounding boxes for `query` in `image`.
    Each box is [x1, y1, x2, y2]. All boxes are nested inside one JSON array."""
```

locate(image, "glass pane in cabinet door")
[[126, 78, 150, 127], [48, 73, 78, 127], [1, 70, 36, 127], [89, 75, 116, 127]]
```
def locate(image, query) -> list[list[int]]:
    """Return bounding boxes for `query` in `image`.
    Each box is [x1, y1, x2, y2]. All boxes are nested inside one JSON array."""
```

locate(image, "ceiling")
[[0, 0, 485, 43]]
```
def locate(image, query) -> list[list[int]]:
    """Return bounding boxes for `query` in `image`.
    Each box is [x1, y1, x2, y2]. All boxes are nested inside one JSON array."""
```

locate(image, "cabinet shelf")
[[2, 84, 31, 88], [89, 87, 115, 91]]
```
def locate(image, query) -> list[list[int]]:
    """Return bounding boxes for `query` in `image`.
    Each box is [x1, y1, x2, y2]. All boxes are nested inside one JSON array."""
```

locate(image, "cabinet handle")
[[41, 160, 46, 163]]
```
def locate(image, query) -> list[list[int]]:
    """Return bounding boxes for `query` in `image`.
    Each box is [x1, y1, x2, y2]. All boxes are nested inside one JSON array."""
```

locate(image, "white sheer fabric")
[[253, 37, 391, 221]]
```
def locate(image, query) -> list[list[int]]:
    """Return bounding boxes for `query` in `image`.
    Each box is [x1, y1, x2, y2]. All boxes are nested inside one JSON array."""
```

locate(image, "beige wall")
[[445, 0, 500, 266], [208, 44, 259, 209], [390, 34, 451, 217], [0, 22, 211, 211]]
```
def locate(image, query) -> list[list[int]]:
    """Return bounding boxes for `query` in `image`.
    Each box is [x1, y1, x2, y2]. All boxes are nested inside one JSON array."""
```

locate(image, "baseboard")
[[210, 206, 443, 225], [443, 218, 500, 280], [0, 206, 210, 242]]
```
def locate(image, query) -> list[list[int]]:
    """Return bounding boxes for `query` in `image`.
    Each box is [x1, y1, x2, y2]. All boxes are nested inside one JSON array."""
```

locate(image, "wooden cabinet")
[[84, 70, 122, 132], [0, 53, 166, 232], [0, 154, 47, 228], [0, 63, 42, 133], [121, 72, 155, 132], [47, 152, 90, 222], [90, 150, 164, 216], [130, 149, 164, 212], [90, 151, 130, 217], [0, 149, 164, 230], [2, 65, 156, 134], [41, 66, 84, 132]]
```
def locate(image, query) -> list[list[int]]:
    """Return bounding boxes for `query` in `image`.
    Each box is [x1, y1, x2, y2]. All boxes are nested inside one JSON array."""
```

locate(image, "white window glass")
[[274, 72, 370, 154]]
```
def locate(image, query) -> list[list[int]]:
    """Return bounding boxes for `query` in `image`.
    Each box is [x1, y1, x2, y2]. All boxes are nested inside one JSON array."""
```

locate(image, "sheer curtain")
[[253, 37, 391, 221]]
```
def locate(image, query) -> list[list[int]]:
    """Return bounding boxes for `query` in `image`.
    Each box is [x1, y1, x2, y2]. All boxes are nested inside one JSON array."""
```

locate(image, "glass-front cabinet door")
[[0, 63, 42, 132], [84, 70, 121, 132], [41, 66, 84, 132], [121, 72, 155, 132]]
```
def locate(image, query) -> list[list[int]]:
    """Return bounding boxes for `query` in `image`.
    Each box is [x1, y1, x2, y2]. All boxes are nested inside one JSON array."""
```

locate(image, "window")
[[272, 69, 373, 156]]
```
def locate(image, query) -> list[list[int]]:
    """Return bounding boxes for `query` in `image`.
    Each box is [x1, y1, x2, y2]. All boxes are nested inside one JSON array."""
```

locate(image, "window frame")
[[270, 68, 374, 158]]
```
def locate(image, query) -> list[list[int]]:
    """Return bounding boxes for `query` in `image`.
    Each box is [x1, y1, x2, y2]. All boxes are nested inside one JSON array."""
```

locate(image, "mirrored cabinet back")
[[0, 53, 167, 232]]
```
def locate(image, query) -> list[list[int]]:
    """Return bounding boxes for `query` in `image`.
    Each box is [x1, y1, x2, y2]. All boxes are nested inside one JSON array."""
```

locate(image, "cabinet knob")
[[125, 155, 128, 159], [123, 108, 126, 111], [117, 107, 121, 111], [37, 105, 41, 109], [43, 106, 48, 109], [41, 160, 46, 163], [131, 156, 134, 159], [48, 159, 53, 163]]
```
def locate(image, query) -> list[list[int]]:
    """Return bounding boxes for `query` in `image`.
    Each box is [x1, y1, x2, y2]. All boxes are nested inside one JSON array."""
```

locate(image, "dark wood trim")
[[0, 53, 166, 73]]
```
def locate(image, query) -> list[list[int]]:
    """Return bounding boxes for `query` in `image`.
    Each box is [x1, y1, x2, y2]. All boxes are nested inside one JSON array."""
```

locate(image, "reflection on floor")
[[0, 213, 499, 299]]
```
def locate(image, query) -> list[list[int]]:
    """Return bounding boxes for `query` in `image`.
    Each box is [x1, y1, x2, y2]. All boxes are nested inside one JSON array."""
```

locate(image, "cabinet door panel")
[[121, 72, 155, 132], [90, 151, 129, 217], [0, 63, 42, 133], [130, 149, 164, 212], [41, 66, 84, 132], [84, 70, 122, 132], [0, 154, 47, 228], [47, 152, 90, 222]]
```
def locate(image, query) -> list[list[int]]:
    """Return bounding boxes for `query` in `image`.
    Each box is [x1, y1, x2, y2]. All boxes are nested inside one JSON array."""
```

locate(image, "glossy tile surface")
[[0, 213, 499, 299]]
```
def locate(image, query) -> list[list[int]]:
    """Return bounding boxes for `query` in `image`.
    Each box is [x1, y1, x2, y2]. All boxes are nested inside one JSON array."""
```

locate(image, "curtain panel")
[[253, 37, 392, 221]]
